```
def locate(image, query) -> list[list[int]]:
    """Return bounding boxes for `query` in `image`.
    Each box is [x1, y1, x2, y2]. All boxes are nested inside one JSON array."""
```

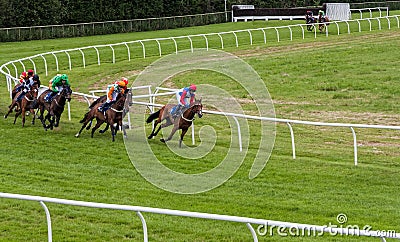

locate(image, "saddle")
[[171, 105, 188, 120]]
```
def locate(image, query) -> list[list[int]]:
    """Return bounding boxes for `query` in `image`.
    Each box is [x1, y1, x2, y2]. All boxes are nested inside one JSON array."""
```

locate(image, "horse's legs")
[[179, 127, 189, 148], [42, 112, 51, 130], [75, 113, 94, 137], [86, 120, 93, 130], [31, 108, 36, 125], [38, 105, 44, 121], [54, 114, 61, 127], [91, 119, 105, 138], [160, 124, 179, 143], [148, 120, 160, 139], [76, 118, 91, 137], [13, 109, 22, 125], [110, 122, 116, 142], [99, 123, 109, 134], [21, 107, 26, 127], [4, 101, 16, 119]]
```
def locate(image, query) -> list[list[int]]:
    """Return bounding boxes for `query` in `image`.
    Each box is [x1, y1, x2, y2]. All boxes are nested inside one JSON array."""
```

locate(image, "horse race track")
[[0, 19, 399, 241]]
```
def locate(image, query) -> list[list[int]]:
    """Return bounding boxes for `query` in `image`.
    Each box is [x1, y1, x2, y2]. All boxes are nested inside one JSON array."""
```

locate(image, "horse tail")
[[79, 111, 89, 123], [146, 110, 160, 123]]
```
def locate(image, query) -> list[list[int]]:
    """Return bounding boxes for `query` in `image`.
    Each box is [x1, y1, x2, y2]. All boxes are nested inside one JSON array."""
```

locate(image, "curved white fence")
[[1, 192, 399, 242], [1, 15, 400, 89], [130, 86, 400, 166]]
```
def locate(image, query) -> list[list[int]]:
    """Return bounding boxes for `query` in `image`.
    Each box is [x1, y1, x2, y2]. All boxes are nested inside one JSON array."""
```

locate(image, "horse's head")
[[113, 93, 127, 111], [62, 85, 72, 102], [191, 98, 203, 118], [29, 85, 39, 99]]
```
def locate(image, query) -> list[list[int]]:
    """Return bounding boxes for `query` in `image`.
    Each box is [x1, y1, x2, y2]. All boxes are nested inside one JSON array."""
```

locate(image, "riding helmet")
[[33, 74, 40, 81], [189, 84, 197, 91]]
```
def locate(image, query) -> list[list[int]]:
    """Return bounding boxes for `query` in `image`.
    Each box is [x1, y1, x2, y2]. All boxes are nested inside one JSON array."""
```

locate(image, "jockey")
[[27, 69, 34, 79], [114, 77, 129, 92], [18, 71, 28, 84], [15, 71, 29, 93], [45, 74, 71, 102], [318, 10, 325, 22], [98, 81, 126, 112], [306, 10, 314, 19], [15, 73, 39, 102], [170, 84, 196, 118]]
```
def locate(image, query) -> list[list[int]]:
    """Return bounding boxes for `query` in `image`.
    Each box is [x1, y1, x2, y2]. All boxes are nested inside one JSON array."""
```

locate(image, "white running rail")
[[1, 192, 399, 242]]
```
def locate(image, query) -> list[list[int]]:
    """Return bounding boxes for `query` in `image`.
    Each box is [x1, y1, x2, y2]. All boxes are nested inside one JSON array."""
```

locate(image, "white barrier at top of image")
[[1, 15, 400, 83]]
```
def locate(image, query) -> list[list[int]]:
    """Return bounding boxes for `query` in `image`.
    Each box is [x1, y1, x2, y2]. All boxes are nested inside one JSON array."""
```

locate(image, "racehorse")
[[4, 85, 39, 127], [11, 83, 23, 99], [318, 16, 330, 32], [37, 86, 72, 130], [305, 15, 317, 31], [146, 99, 203, 148], [75, 93, 127, 141]]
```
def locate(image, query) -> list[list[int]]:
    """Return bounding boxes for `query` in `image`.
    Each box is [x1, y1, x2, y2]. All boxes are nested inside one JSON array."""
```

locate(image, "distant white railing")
[[1, 192, 399, 242], [350, 7, 389, 19], [1, 15, 399, 89]]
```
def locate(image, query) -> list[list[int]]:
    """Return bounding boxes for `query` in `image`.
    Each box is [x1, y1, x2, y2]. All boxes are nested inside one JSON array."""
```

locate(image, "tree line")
[[0, 0, 389, 28]]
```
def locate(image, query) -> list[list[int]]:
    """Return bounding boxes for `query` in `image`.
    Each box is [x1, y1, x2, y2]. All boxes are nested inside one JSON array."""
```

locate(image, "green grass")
[[0, 17, 400, 241]]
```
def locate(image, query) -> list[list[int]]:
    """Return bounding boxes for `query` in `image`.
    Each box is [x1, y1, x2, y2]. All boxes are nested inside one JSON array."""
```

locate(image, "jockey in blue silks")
[[170, 84, 196, 118]]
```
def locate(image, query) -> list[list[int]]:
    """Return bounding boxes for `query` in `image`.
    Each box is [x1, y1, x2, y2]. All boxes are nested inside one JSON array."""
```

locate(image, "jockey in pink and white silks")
[[170, 84, 196, 118]]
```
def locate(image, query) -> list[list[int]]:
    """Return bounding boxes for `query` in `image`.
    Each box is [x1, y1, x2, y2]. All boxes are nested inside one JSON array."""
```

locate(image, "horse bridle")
[[52, 88, 71, 107], [24, 88, 38, 102], [181, 103, 202, 122], [109, 97, 126, 113]]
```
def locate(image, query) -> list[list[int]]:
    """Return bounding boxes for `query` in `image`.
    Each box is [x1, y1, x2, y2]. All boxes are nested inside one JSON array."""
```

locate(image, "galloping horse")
[[37, 86, 72, 130], [318, 15, 330, 32], [146, 99, 203, 148], [306, 15, 317, 31], [4, 84, 39, 127], [75, 93, 127, 141]]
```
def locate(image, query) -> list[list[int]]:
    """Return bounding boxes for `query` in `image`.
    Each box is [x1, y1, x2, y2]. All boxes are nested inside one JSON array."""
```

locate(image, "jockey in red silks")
[[19, 71, 28, 84], [170, 84, 196, 118]]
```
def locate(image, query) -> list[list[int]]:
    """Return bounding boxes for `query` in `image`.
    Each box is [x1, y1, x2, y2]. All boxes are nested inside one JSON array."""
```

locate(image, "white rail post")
[[232, 116, 242, 152], [39, 201, 52, 242], [299, 25, 305, 39], [246, 223, 258, 242], [247, 30, 253, 45], [350, 127, 358, 166], [287, 122, 296, 159], [191, 123, 195, 145], [232, 32, 239, 47], [274, 28, 280, 42], [68, 102, 71, 120], [260, 29, 266, 43], [217, 33, 224, 49], [135, 211, 148, 242]]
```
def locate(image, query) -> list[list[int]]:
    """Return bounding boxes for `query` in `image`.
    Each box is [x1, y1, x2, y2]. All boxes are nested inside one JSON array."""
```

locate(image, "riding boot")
[[16, 91, 26, 102], [174, 105, 183, 118], [45, 92, 54, 102], [98, 102, 110, 112], [170, 105, 178, 116]]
